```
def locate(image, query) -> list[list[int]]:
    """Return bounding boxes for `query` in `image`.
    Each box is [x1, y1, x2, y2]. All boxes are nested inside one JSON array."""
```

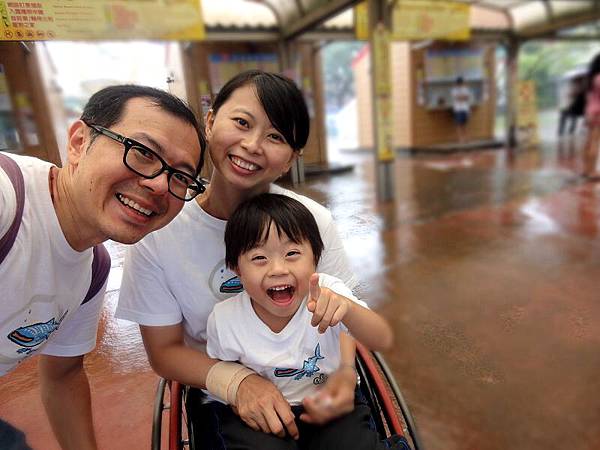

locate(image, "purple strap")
[[0, 152, 111, 305], [0, 153, 25, 265], [82, 244, 111, 304]]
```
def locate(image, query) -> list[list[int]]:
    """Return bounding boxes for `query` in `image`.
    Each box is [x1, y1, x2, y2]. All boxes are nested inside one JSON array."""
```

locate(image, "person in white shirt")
[[0, 85, 205, 450], [450, 76, 472, 143], [203, 192, 404, 449], [117, 70, 365, 443]]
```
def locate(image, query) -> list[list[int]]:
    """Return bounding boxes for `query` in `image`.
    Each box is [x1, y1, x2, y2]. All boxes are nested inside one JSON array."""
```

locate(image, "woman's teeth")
[[231, 156, 259, 171]]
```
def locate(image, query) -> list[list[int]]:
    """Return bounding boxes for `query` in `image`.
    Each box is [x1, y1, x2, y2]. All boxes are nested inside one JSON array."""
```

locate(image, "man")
[[0, 85, 205, 449]]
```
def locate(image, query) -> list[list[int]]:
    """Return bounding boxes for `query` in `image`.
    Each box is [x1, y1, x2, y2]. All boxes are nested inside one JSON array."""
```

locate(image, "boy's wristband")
[[206, 361, 255, 405]]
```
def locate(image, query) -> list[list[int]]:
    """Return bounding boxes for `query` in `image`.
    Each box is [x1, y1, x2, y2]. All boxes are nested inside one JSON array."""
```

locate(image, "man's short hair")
[[80, 85, 205, 174], [225, 193, 324, 270]]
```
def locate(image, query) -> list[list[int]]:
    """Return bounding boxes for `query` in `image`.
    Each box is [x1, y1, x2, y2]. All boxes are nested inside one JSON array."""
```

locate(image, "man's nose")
[[139, 171, 169, 196]]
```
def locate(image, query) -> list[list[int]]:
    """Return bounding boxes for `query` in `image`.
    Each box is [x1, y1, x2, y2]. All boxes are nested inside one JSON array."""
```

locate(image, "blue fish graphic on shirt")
[[274, 344, 324, 380], [220, 275, 243, 294], [8, 311, 68, 352]]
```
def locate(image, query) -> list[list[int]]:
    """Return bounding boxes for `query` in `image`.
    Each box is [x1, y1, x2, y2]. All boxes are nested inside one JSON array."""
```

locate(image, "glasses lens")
[[169, 172, 202, 201], [126, 145, 163, 177]]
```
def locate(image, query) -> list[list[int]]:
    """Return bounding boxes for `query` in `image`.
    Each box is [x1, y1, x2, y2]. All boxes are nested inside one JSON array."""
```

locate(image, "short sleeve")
[[41, 279, 107, 357], [116, 235, 183, 325], [0, 160, 17, 238]]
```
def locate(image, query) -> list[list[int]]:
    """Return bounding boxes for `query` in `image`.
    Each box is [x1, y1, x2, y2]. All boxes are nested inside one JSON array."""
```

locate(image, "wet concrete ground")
[[1, 136, 599, 449]]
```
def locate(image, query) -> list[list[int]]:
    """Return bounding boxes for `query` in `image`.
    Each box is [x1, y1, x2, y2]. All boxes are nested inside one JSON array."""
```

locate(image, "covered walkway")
[[1, 135, 599, 450]]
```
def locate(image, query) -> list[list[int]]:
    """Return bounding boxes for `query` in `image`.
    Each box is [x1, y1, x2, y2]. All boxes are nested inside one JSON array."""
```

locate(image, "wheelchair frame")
[[151, 342, 423, 450]]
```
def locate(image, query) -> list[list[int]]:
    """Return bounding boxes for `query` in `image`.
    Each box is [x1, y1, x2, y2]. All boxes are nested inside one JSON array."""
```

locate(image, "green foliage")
[[519, 41, 600, 109], [321, 41, 366, 111]]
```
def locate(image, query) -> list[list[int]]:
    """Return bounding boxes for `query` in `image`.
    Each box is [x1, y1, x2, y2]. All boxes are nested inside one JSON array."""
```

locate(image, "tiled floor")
[[2, 136, 599, 450]]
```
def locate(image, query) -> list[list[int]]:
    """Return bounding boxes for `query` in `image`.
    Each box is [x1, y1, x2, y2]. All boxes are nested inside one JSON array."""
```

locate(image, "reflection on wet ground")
[[2, 136, 599, 450]]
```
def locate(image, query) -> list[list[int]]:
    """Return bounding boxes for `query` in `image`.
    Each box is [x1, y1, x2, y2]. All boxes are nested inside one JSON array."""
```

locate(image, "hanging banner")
[[354, 1, 369, 41], [0, 0, 205, 41], [392, 0, 470, 41], [516, 80, 539, 147], [372, 25, 394, 162]]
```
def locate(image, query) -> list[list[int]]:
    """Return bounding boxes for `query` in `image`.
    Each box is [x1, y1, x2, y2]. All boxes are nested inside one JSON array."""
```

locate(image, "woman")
[[116, 71, 363, 442]]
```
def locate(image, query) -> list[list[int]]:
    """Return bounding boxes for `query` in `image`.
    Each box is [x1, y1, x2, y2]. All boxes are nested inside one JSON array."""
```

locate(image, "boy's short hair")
[[225, 193, 324, 270]]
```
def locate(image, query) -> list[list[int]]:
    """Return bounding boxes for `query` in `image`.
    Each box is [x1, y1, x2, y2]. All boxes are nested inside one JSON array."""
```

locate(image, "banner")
[[516, 80, 539, 147], [372, 25, 393, 162], [354, 1, 368, 41], [1, 1, 205, 41], [392, 0, 470, 41]]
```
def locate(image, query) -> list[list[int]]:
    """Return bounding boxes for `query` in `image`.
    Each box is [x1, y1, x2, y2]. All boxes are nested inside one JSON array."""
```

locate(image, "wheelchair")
[[151, 342, 423, 450]]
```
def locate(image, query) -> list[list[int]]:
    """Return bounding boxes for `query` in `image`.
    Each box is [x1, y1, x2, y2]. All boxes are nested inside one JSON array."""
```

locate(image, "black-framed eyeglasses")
[[83, 120, 206, 201]]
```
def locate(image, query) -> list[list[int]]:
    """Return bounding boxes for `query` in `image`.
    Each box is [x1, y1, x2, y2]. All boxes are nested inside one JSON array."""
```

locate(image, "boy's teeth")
[[117, 194, 152, 216]]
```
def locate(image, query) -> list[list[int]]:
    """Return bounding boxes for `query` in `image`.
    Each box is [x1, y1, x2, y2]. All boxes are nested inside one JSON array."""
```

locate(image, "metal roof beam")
[[281, 0, 360, 40], [519, 7, 600, 39]]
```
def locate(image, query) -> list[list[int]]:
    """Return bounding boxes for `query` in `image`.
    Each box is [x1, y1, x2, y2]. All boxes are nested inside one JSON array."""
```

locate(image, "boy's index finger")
[[309, 273, 321, 301]]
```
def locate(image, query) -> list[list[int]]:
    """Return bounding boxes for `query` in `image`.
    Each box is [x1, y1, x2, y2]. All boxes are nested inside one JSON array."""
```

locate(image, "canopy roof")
[[201, 0, 600, 41]]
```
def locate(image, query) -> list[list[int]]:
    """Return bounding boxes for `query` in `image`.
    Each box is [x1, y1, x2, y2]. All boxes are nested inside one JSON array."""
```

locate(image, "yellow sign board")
[[0, 1, 205, 41], [354, 1, 369, 41], [372, 25, 393, 162], [392, 0, 470, 41], [517, 80, 539, 147]]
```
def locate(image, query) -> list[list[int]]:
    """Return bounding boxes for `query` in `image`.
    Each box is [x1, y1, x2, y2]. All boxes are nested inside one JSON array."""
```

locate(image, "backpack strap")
[[82, 244, 111, 305], [0, 153, 25, 265], [0, 153, 111, 305]]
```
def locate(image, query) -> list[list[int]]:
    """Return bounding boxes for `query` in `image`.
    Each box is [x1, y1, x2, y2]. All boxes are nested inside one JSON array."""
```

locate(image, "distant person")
[[451, 76, 473, 143], [583, 54, 600, 179], [205, 192, 406, 449], [1, 85, 205, 449], [558, 75, 586, 136]]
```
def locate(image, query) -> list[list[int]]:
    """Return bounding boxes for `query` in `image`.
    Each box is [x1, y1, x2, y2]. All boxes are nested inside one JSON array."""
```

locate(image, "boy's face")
[[236, 223, 315, 332]]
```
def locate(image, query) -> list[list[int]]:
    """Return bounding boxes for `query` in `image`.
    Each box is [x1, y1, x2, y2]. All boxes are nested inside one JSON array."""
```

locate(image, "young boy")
[[205, 193, 404, 450]]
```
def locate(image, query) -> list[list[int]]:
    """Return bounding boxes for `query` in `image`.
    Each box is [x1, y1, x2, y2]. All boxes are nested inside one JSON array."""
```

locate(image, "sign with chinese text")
[[0, 1, 205, 41], [392, 1, 470, 41]]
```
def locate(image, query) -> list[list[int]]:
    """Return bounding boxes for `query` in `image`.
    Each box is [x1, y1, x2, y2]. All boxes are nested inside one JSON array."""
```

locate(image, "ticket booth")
[[354, 41, 496, 151]]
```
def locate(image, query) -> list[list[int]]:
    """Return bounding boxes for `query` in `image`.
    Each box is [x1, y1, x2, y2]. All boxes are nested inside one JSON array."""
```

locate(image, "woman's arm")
[[140, 324, 299, 439]]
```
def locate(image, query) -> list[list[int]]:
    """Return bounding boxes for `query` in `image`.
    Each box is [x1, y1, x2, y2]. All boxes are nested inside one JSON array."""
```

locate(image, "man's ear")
[[205, 109, 215, 141], [66, 120, 87, 167]]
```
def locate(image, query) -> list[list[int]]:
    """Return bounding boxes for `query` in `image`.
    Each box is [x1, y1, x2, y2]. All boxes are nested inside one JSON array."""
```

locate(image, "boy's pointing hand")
[[307, 273, 351, 334]]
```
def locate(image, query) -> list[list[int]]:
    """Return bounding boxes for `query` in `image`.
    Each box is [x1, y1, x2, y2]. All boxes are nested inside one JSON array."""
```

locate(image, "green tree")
[[321, 41, 366, 110]]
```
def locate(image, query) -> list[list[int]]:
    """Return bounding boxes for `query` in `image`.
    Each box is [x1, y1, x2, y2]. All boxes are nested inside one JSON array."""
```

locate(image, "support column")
[[368, 0, 395, 202], [505, 38, 520, 148], [279, 40, 305, 185]]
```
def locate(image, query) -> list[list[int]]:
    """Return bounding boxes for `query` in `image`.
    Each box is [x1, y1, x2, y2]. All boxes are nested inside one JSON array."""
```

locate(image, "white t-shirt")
[[206, 273, 367, 405], [451, 85, 472, 113], [0, 153, 107, 375], [116, 184, 358, 351]]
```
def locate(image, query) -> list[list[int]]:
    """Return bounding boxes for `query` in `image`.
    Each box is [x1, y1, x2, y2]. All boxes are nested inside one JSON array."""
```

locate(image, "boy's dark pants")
[[187, 388, 411, 450]]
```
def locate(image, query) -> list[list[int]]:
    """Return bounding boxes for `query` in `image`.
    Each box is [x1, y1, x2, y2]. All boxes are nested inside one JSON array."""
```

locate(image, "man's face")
[[68, 97, 202, 245]]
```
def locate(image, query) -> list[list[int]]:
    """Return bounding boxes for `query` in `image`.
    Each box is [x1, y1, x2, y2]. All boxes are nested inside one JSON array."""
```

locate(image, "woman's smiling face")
[[205, 84, 296, 194]]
